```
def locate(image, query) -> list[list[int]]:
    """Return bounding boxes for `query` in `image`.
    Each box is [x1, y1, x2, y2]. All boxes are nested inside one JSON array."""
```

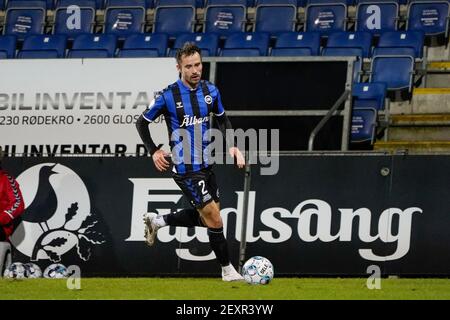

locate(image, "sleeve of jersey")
[[0, 174, 25, 226], [143, 94, 166, 122], [212, 88, 225, 116]]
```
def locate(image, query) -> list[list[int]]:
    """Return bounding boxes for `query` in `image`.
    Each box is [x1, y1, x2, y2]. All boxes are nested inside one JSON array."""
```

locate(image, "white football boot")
[[222, 264, 244, 282], [143, 212, 160, 247]]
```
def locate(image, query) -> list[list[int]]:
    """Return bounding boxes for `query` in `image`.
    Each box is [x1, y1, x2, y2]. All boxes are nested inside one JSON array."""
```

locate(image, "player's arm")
[[0, 173, 25, 226], [136, 95, 170, 172], [213, 89, 245, 169]]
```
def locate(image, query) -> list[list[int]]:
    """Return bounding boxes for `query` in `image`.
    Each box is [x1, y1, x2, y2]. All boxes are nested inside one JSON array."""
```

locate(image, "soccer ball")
[[23, 263, 42, 278], [3, 262, 26, 279], [44, 263, 68, 279], [242, 256, 274, 285]]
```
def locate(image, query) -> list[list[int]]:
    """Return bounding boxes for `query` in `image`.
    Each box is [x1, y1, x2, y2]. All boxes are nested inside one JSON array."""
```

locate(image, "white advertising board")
[[0, 58, 179, 156]]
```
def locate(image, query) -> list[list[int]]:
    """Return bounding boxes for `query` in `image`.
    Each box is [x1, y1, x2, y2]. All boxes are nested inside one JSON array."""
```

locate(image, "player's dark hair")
[[176, 42, 202, 64], [0, 146, 3, 169]]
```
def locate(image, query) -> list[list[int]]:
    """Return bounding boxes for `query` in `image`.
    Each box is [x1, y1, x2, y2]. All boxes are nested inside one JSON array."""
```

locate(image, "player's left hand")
[[229, 147, 245, 169]]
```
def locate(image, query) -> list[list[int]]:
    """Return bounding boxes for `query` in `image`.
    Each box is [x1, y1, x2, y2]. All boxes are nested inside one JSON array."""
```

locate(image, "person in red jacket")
[[0, 147, 25, 241]]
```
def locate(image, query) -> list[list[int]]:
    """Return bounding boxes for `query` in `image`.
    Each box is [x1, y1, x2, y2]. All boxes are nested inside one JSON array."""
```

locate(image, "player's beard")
[[187, 74, 201, 88]]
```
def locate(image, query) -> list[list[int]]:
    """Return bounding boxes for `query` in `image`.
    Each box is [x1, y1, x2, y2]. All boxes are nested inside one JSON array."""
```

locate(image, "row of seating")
[[0, 0, 448, 40], [0, 31, 424, 59], [0, 32, 418, 93], [0, 0, 432, 11]]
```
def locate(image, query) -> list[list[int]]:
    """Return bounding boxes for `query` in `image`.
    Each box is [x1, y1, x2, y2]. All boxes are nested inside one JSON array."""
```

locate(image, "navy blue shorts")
[[173, 167, 220, 209]]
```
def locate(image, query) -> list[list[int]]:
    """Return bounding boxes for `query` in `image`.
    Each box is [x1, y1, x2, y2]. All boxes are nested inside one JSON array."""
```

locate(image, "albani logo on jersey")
[[11, 163, 105, 263], [181, 115, 209, 127]]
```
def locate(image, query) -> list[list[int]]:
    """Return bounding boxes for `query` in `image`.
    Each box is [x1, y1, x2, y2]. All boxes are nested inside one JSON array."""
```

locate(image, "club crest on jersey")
[[204, 95, 212, 105]]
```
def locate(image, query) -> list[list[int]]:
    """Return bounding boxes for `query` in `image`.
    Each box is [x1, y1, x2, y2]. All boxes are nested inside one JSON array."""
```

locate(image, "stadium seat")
[[53, 1, 96, 38], [155, 0, 198, 7], [0, 35, 17, 59], [256, 0, 298, 5], [254, 4, 297, 36], [221, 32, 270, 56], [322, 47, 363, 82], [204, 3, 247, 35], [270, 31, 321, 56], [376, 31, 425, 58], [352, 82, 387, 110], [369, 55, 415, 91], [104, 0, 146, 36], [58, 0, 104, 9], [4, 1, 46, 39], [307, 0, 353, 7], [118, 33, 168, 57], [153, 5, 196, 36], [407, 0, 450, 40], [17, 34, 67, 58], [305, 2, 347, 34], [355, 0, 399, 34], [326, 31, 372, 58], [56, 0, 97, 10], [68, 34, 117, 58], [6, 0, 47, 9], [169, 33, 219, 56], [351, 108, 377, 144], [206, 0, 248, 6]]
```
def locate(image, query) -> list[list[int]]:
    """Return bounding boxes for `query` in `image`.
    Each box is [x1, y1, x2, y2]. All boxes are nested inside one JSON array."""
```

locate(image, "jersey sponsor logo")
[[204, 95, 212, 105], [181, 115, 209, 127]]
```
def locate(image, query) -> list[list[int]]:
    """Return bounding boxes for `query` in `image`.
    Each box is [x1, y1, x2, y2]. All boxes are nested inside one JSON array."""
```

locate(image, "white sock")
[[154, 215, 167, 227]]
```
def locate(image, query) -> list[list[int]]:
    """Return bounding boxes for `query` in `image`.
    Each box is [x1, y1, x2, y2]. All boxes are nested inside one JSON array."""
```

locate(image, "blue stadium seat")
[[53, 1, 96, 37], [0, 35, 17, 59], [351, 108, 377, 144], [17, 34, 67, 58], [254, 4, 297, 36], [326, 31, 372, 58], [153, 5, 196, 36], [305, 2, 347, 34], [4, 2, 46, 38], [352, 82, 387, 110], [355, 0, 399, 35], [56, 0, 97, 9], [118, 33, 168, 57], [155, 0, 198, 6], [169, 33, 219, 56], [270, 31, 321, 56], [221, 32, 270, 56], [7, 0, 48, 9], [68, 34, 117, 58], [256, 0, 298, 5], [376, 31, 424, 58], [104, 0, 146, 36], [204, 4, 247, 35], [206, 0, 248, 6], [369, 55, 415, 91], [58, 0, 104, 9], [407, 1, 450, 39], [308, 0, 353, 6]]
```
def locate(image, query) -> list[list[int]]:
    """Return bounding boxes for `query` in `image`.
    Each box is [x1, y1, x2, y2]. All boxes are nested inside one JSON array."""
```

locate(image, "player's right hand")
[[152, 149, 170, 172]]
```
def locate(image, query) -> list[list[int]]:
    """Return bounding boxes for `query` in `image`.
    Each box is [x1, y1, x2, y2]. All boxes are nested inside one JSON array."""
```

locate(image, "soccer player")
[[136, 43, 245, 281], [0, 147, 25, 242]]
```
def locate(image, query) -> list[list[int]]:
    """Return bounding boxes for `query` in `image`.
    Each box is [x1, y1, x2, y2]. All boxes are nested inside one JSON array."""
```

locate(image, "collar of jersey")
[[177, 79, 199, 92]]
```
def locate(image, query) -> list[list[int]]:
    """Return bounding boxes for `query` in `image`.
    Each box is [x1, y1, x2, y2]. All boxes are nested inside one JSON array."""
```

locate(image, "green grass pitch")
[[1, 278, 450, 300]]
